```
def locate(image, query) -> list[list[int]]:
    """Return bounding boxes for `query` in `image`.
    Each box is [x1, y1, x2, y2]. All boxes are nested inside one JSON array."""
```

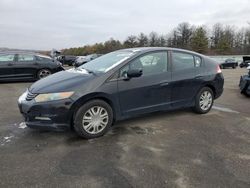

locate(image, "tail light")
[[217, 65, 222, 73]]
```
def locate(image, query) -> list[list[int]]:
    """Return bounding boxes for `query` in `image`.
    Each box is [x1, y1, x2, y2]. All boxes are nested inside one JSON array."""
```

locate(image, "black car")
[[220, 58, 238, 69], [74, 54, 103, 67], [0, 51, 64, 81], [239, 56, 250, 68], [239, 66, 250, 96], [18, 47, 224, 139]]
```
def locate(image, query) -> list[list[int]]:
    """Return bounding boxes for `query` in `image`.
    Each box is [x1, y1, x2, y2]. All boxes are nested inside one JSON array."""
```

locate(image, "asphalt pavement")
[[0, 68, 249, 188]]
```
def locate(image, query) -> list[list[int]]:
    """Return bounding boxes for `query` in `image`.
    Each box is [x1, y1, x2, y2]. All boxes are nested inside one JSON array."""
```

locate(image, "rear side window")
[[0, 54, 15, 62], [18, 54, 34, 62], [172, 52, 194, 70]]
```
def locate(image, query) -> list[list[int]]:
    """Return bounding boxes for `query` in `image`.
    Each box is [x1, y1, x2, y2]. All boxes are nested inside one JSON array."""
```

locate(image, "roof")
[[0, 50, 40, 55], [118, 47, 205, 57]]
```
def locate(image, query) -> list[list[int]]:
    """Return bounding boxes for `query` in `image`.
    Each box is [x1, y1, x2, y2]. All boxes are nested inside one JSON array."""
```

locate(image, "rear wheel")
[[37, 69, 51, 79], [193, 87, 214, 114], [73, 100, 113, 139]]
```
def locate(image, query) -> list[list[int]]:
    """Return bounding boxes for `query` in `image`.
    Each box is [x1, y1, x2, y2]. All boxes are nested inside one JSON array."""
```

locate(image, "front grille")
[[26, 91, 38, 101]]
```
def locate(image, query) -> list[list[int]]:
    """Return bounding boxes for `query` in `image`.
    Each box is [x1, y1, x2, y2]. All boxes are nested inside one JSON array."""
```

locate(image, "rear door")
[[170, 51, 203, 108], [14, 54, 38, 78], [0, 53, 15, 79]]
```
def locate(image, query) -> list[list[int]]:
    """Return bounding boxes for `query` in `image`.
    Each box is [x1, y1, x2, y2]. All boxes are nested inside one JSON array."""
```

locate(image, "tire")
[[233, 66, 236, 69], [192, 87, 214, 114], [37, 69, 51, 79], [73, 99, 113, 139]]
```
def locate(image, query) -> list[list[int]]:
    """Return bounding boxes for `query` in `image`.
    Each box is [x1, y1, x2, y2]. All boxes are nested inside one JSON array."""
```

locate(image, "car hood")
[[29, 68, 95, 93]]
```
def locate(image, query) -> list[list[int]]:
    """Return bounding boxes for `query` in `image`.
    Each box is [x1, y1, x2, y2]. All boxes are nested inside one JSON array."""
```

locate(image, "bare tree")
[[123, 35, 138, 48], [137, 33, 149, 47]]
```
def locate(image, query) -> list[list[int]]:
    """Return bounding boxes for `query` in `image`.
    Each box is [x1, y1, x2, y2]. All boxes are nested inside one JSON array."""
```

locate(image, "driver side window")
[[120, 51, 168, 77]]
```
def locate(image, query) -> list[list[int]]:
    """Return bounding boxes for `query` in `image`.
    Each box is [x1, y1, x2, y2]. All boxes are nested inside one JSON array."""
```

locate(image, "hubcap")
[[82, 106, 109, 134], [199, 91, 213, 111], [39, 69, 51, 79]]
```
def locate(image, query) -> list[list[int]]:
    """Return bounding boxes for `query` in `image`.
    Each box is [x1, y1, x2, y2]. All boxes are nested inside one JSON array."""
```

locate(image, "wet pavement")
[[0, 68, 250, 188]]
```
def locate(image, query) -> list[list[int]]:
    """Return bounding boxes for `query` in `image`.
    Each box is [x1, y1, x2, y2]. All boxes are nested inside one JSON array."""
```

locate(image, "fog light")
[[35, 117, 51, 121]]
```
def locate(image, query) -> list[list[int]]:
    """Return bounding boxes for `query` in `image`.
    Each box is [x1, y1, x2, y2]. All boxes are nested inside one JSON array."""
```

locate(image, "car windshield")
[[79, 50, 137, 73]]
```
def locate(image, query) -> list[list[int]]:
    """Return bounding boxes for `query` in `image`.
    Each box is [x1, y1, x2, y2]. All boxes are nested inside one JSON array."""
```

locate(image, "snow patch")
[[18, 122, 27, 129], [1, 135, 14, 146]]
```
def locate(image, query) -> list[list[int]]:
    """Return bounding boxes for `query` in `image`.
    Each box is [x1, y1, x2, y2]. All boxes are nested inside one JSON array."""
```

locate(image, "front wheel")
[[73, 100, 113, 139], [192, 87, 214, 114]]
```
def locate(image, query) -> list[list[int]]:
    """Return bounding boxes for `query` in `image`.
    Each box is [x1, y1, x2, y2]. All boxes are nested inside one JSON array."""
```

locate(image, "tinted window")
[[18, 54, 34, 62], [0, 54, 15, 62], [172, 52, 194, 70], [194, 56, 202, 67], [120, 52, 168, 77]]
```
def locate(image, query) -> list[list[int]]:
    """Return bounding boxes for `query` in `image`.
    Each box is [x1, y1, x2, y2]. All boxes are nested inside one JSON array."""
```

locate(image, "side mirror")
[[126, 69, 143, 79]]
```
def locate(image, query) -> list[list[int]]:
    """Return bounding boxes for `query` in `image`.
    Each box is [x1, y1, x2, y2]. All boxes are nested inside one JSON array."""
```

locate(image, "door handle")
[[7, 63, 13, 66]]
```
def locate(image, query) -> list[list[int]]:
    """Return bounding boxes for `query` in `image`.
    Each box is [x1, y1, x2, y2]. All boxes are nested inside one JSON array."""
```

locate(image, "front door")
[[117, 51, 171, 116]]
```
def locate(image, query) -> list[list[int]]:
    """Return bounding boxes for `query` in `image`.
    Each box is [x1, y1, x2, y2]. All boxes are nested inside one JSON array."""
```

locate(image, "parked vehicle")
[[73, 54, 102, 67], [239, 65, 250, 96], [75, 56, 87, 64], [0, 51, 64, 81], [239, 56, 250, 68], [18, 47, 224, 139], [57, 55, 77, 66], [220, 59, 238, 69]]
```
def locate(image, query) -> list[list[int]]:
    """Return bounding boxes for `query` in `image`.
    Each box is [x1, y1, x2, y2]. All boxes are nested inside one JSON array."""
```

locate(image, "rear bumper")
[[215, 87, 223, 99], [18, 97, 73, 131], [214, 73, 224, 99]]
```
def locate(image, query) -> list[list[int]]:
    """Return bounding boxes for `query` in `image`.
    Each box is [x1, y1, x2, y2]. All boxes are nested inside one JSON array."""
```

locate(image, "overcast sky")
[[0, 0, 249, 50]]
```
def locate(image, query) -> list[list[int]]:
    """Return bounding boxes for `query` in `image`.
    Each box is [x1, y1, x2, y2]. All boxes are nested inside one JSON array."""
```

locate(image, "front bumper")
[[18, 96, 74, 131]]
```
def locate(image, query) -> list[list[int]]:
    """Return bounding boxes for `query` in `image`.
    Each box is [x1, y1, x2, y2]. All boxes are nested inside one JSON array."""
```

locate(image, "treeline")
[[62, 22, 250, 56]]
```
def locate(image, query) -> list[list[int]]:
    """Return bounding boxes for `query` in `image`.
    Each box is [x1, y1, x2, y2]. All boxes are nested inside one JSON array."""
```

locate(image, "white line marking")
[[212, 106, 240, 114]]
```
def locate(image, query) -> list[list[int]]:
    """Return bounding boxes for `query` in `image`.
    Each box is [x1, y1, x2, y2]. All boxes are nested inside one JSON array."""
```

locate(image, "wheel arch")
[[203, 84, 216, 98], [69, 92, 117, 129]]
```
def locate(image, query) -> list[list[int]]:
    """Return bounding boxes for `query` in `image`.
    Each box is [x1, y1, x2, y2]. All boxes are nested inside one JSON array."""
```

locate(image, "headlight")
[[34, 92, 74, 102], [18, 90, 28, 103]]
